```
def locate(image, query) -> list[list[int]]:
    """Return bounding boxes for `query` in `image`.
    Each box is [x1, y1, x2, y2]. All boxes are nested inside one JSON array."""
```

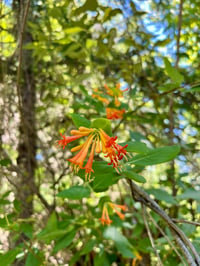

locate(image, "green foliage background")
[[0, 0, 200, 265]]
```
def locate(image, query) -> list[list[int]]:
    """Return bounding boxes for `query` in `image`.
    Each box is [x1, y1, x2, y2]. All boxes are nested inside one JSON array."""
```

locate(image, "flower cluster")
[[99, 202, 127, 225], [92, 83, 128, 120], [104, 83, 128, 107], [56, 127, 129, 180], [106, 108, 125, 120]]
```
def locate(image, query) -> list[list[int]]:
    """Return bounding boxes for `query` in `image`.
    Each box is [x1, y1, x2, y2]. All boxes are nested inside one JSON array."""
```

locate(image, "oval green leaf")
[[70, 114, 91, 128], [123, 170, 146, 183], [57, 186, 90, 200], [91, 118, 112, 135], [128, 145, 180, 166]]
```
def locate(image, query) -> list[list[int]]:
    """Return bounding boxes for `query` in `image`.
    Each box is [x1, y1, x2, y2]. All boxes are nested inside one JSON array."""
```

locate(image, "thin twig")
[[172, 219, 200, 227], [141, 204, 163, 266], [147, 211, 187, 266], [160, 81, 200, 96], [175, 0, 184, 68]]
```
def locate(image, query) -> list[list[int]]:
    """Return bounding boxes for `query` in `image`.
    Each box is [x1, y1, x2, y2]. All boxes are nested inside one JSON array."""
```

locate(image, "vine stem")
[[127, 179, 200, 265]]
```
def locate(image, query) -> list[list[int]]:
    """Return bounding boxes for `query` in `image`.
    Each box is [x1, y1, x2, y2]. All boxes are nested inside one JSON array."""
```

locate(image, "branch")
[[172, 219, 200, 227], [171, 229, 197, 266], [127, 179, 200, 265], [141, 204, 163, 266], [160, 81, 200, 96]]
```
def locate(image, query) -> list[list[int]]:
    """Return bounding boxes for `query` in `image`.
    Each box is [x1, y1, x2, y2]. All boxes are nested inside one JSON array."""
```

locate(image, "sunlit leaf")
[[164, 58, 184, 84], [70, 114, 91, 128], [91, 118, 112, 135]]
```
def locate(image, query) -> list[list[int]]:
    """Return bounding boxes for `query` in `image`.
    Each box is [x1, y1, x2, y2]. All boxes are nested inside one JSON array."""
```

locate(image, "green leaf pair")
[[70, 114, 112, 135]]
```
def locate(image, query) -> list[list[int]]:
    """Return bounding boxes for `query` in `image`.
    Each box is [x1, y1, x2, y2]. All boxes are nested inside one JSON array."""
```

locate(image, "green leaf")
[[38, 229, 68, 243], [64, 27, 86, 35], [13, 199, 21, 213], [177, 189, 200, 201], [103, 227, 135, 258], [25, 249, 44, 266], [74, 0, 98, 15], [92, 173, 120, 192], [0, 248, 21, 266], [120, 141, 149, 154], [52, 230, 76, 254], [46, 212, 57, 231], [158, 83, 179, 92], [85, 161, 120, 192], [57, 186, 90, 200], [146, 188, 176, 204], [91, 118, 112, 135], [37, 212, 59, 243], [94, 252, 110, 266], [128, 145, 180, 166], [80, 239, 96, 255], [77, 161, 120, 192], [70, 114, 91, 128], [103, 8, 122, 22], [130, 131, 146, 141], [164, 58, 184, 84], [0, 159, 11, 166], [154, 38, 171, 47], [123, 170, 146, 183], [20, 222, 33, 239]]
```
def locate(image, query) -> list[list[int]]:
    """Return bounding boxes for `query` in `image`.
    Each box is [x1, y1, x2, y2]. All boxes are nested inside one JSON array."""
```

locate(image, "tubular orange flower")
[[95, 136, 101, 153], [92, 88, 109, 104], [99, 205, 112, 225], [83, 141, 96, 180], [100, 202, 127, 225], [108, 202, 127, 220], [55, 133, 82, 149], [67, 134, 94, 172]]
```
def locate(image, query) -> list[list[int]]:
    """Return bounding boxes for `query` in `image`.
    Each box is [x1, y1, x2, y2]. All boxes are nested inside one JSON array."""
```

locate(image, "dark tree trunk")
[[13, 0, 36, 251]]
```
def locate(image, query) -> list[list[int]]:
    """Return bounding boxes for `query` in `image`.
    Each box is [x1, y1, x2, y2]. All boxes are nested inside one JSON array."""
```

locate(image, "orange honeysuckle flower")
[[99, 129, 130, 172], [92, 89, 109, 104], [67, 134, 94, 172], [108, 202, 127, 220], [104, 83, 128, 107], [83, 141, 96, 180], [100, 202, 127, 225], [99, 205, 113, 225], [55, 133, 82, 149], [106, 108, 126, 120], [56, 126, 129, 179]]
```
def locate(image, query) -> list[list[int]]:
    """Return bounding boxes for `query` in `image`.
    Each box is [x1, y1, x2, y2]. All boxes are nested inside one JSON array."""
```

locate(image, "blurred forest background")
[[0, 0, 200, 265]]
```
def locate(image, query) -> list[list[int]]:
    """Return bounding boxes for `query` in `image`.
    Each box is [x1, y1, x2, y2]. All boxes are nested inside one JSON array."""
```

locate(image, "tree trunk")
[[13, 0, 36, 252]]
